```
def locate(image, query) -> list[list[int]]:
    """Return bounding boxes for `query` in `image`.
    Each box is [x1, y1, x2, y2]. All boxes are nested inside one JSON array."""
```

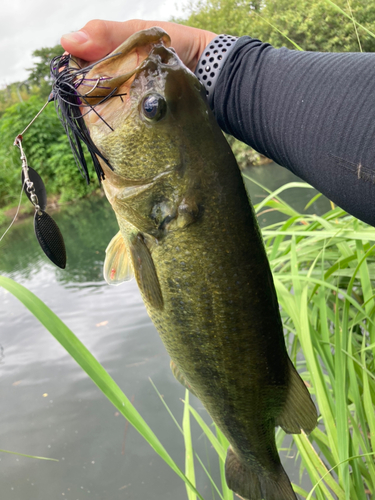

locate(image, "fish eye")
[[141, 94, 167, 122]]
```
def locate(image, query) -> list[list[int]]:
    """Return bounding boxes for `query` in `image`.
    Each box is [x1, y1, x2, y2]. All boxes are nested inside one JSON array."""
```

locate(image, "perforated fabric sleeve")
[[209, 36, 375, 226]]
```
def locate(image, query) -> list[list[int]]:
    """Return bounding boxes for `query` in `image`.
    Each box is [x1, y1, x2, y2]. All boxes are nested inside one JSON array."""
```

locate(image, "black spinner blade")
[[34, 210, 66, 269], [22, 167, 47, 211]]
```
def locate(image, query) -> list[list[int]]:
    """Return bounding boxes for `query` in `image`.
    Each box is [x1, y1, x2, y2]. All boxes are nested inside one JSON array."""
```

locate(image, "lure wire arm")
[[19, 100, 49, 137], [83, 77, 101, 96], [13, 135, 41, 212]]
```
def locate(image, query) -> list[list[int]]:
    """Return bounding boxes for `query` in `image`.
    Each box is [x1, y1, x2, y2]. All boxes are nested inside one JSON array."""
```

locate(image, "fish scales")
[[66, 27, 318, 500], [147, 179, 290, 457]]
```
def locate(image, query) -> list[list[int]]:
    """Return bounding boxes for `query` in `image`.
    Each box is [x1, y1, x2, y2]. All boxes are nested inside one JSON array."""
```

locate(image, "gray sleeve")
[[210, 37, 375, 226]]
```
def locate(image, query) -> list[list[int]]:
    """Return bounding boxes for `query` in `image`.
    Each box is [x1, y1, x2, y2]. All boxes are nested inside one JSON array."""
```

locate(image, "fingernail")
[[61, 31, 89, 44]]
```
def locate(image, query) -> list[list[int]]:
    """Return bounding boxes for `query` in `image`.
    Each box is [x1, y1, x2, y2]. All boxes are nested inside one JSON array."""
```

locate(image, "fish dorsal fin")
[[275, 358, 318, 434], [129, 233, 164, 310], [103, 231, 134, 285]]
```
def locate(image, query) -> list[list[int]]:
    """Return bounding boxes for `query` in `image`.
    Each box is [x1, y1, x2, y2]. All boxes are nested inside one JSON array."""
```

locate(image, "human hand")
[[61, 19, 217, 72]]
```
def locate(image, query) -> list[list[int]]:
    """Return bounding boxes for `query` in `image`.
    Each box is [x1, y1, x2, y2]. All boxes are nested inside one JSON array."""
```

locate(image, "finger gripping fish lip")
[[50, 28, 173, 184]]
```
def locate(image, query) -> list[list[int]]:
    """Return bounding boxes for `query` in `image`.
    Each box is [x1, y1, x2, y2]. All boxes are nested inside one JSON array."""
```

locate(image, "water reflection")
[[0, 195, 119, 284], [0, 217, 43, 278], [53, 196, 119, 285]]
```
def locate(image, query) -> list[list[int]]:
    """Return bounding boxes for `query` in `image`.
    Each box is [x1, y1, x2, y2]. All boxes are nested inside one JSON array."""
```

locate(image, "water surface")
[[0, 163, 329, 500]]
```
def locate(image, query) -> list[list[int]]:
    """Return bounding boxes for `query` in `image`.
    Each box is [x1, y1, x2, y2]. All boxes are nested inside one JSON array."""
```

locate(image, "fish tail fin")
[[276, 358, 318, 435], [225, 446, 297, 500]]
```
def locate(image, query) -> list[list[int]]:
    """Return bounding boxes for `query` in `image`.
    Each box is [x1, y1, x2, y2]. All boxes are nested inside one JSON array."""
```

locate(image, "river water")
[[0, 163, 329, 500]]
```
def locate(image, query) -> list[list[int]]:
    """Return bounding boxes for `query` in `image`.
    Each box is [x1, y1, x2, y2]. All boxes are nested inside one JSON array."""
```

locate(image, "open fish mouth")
[[75, 29, 173, 110], [50, 27, 172, 183]]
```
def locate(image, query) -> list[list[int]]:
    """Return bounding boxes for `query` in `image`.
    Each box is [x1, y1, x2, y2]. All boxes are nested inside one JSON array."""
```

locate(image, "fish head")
[[71, 27, 227, 239], [75, 27, 208, 191]]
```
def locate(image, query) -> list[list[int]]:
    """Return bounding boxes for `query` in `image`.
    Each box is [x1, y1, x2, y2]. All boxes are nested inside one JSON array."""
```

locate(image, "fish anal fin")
[[170, 360, 197, 397], [129, 233, 164, 310], [104, 231, 133, 285], [225, 446, 297, 500], [275, 358, 318, 434]]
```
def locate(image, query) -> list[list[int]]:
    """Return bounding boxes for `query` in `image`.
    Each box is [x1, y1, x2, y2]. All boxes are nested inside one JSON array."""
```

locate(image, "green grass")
[[2, 180, 375, 499], [248, 178, 375, 499]]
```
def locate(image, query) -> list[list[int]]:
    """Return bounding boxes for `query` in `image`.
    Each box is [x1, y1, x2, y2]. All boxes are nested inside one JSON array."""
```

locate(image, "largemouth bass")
[[58, 27, 317, 500]]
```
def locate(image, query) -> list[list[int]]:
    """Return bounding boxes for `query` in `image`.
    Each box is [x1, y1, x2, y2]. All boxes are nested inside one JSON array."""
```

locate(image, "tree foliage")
[[173, 0, 262, 37], [174, 0, 375, 51], [251, 0, 375, 51], [27, 45, 63, 99], [0, 81, 30, 116], [0, 44, 63, 116]]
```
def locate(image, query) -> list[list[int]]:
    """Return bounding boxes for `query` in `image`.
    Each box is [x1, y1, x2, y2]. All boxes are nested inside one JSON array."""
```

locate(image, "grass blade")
[[215, 425, 233, 500], [183, 390, 197, 500], [294, 432, 344, 500], [187, 404, 226, 462], [324, 0, 375, 39]]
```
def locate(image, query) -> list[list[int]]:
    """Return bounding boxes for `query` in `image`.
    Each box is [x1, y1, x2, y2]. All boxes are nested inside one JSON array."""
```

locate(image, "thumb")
[[61, 19, 216, 72]]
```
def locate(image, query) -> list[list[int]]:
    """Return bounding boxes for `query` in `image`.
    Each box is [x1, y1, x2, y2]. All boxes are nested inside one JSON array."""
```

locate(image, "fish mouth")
[[70, 27, 174, 127], [50, 27, 181, 183]]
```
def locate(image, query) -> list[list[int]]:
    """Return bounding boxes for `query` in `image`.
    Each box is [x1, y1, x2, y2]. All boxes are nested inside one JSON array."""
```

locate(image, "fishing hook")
[[83, 77, 101, 96]]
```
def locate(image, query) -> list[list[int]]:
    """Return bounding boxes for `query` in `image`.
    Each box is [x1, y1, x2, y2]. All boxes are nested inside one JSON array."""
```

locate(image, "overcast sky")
[[1, 0, 182, 85]]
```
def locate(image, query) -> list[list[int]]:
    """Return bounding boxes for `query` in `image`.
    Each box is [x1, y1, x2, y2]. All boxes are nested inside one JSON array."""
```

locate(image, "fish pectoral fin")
[[225, 446, 297, 500], [103, 231, 134, 285], [129, 233, 163, 310], [275, 358, 318, 434], [170, 360, 197, 397]]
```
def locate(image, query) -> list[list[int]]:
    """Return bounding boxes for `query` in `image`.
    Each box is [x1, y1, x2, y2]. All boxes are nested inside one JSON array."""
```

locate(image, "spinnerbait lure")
[[8, 51, 126, 268], [14, 133, 66, 269]]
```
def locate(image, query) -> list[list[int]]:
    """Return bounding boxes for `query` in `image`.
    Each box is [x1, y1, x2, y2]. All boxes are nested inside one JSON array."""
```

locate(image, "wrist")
[[197, 31, 218, 64], [194, 34, 239, 100]]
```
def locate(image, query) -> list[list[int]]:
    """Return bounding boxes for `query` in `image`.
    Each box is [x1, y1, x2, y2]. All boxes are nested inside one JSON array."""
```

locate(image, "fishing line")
[[0, 182, 25, 244], [19, 100, 49, 136]]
